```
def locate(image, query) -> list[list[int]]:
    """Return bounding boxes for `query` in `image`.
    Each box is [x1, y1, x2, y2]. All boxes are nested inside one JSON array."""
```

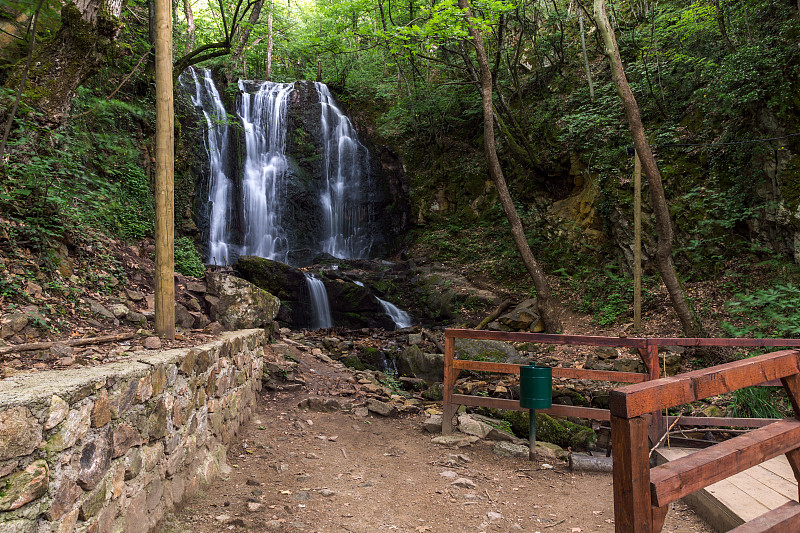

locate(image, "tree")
[[2, 0, 126, 126], [457, 0, 561, 333], [591, 0, 705, 337], [172, 0, 263, 77]]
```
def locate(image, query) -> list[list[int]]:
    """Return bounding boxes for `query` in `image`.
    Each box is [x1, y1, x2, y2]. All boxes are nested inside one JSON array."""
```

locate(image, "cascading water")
[[305, 274, 333, 329], [183, 68, 233, 266], [377, 298, 413, 330], [315, 83, 373, 259], [238, 80, 294, 263]]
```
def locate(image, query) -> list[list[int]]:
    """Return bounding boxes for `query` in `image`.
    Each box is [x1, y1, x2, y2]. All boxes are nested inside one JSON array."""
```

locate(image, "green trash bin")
[[518, 364, 552, 460], [519, 364, 552, 410]]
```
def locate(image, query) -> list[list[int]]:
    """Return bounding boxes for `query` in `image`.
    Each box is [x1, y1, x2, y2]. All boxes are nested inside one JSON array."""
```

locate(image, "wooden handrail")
[[610, 349, 800, 418], [612, 349, 800, 533]]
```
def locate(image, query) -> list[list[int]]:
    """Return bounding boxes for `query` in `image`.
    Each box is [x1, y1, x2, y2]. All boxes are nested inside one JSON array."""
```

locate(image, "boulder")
[[498, 298, 540, 331], [236, 256, 307, 325], [454, 338, 522, 364], [395, 345, 444, 384], [206, 272, 280, 330]]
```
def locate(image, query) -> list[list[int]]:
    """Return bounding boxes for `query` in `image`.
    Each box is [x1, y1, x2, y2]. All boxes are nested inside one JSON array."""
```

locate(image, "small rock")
[[204, 321, 225, 335], [423, 414, 443, 434], [407, 333, 424, 345], [319, 489, 335, 497], [143, 337, 161, 350], [493, 441, 529, 458], [367, 399, 398, 417], [353, 407, 369, 417], [247, 502, 262, 512], [457, 414, 493, 438], [89, 300, 115, 320], [487, 512, 503, 521], [439, 471, 458, 480], [44, 395, 70, 431], [432, 435, 479, 447], [447, 453, 472, 464], [215, 514, 231, 522], [125, 289, 144, 301], [450, 478, 476, 489], [293, 491, 313, 501], [50, 343, 74, 359]]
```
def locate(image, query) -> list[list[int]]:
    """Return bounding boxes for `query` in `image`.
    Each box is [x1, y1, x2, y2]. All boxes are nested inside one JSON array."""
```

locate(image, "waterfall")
[[315, 83, 373, 259], [305, 274, 333, 329], [377, 298, 413, 330], [238, 80, 294, 262], [183, 68, 233, 266]]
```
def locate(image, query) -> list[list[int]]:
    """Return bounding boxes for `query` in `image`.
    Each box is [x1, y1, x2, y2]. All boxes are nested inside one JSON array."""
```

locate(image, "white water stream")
[[183, 68, 234, 267], [305, 274, 333, 329]]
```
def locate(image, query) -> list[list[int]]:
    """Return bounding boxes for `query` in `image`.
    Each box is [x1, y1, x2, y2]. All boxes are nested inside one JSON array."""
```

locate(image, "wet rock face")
[[187, 76, 409, 264]]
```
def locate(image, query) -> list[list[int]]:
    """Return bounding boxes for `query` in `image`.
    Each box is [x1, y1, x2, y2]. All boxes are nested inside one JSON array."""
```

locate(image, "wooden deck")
[[655, 446, 798, 532]]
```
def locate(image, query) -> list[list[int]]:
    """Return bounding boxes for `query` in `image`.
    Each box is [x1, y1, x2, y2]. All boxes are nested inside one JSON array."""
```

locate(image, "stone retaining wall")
[[0, 329, 265, 533]]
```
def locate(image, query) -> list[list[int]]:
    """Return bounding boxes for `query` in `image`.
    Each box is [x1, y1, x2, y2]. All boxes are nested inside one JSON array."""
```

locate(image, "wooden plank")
[[650, 419, 800, 508], [553, 367, 647, 383], [725, 468, 793, 511], [451, 359, 647, 383], [780, 374, 800, 418], [451, 394, 522, 411], [735, 463, 797, 503], [449, 394, 611, 421], [727, 501, 800, 533], [612, 415, 652, 532], [452, 360, 521, 374], [648, 338, 800, 348], [444, 329, 648, 348], [610, 350, 800, 418], [656, 448, 762, 531], [543, 404, 610, 421], [759, 455, 798, 484], [784, 448, 800, 501], [666, 416, 778, 428]]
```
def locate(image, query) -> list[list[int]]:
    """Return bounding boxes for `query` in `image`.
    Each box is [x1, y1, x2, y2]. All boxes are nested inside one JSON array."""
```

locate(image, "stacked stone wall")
[[0, 329, 265, 533]]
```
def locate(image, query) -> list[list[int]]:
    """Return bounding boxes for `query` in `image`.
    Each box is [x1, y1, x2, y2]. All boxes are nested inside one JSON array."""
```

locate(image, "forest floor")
[[158, 340, 715, 533]]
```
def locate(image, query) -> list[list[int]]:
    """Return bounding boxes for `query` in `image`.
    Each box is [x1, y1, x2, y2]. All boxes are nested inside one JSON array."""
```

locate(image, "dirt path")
[[159, 343, 713, 533]]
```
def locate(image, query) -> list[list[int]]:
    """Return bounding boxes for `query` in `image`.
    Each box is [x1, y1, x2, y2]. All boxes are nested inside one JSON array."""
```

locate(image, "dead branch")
[[0, 332, 136, 356], [475, 300, 511, 330]]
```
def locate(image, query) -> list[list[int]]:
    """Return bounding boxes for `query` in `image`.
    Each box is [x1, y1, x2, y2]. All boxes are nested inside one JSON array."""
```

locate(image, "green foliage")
[[555, 267, 655, 326], [729, 387, 789, 419], [1, 91, 155, 246], [723, 283, 800, 338], [174, 237, 206, 277]]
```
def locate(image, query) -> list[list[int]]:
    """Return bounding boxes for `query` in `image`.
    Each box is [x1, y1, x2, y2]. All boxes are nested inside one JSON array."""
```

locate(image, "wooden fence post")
[[612, 414, 653, 532], [442, 334, 457, 434]]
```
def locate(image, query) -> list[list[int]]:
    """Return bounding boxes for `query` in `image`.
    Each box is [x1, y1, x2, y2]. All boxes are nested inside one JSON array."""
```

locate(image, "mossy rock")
[[485, 410, 596, 451], [342, 354, 368, 371]]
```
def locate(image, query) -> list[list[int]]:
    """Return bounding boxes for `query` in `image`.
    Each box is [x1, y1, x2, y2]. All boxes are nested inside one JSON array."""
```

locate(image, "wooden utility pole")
[[634, 151, 642, 332], [154, 0, 175, 339]]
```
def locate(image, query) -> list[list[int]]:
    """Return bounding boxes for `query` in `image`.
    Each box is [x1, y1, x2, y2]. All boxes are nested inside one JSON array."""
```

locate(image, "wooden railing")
[[442, 329, 800, 443], [611, 349, 800, 533]]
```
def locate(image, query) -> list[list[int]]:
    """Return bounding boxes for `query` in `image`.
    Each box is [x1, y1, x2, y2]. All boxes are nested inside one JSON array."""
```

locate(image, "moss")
[[779, 154, 800, 212]]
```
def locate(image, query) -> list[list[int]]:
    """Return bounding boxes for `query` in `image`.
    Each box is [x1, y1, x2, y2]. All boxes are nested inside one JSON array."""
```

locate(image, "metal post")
[[528, 408, 536, 461]]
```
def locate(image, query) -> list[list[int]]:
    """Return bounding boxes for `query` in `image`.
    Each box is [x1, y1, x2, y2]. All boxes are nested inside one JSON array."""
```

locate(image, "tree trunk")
[[578, 8, 594, 101], [2, 0, 125, 125], [184, 0, 196, 52], [266, 5, 273, 80], [230, 0, 265, 75], [592, 0, 704, 338], [457, 0, 561, 333]]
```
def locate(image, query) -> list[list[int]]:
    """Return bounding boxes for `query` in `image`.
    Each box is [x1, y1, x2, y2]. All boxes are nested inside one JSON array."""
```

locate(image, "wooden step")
[[650, 419, 800, 508], [727, 501, 800, 533]]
